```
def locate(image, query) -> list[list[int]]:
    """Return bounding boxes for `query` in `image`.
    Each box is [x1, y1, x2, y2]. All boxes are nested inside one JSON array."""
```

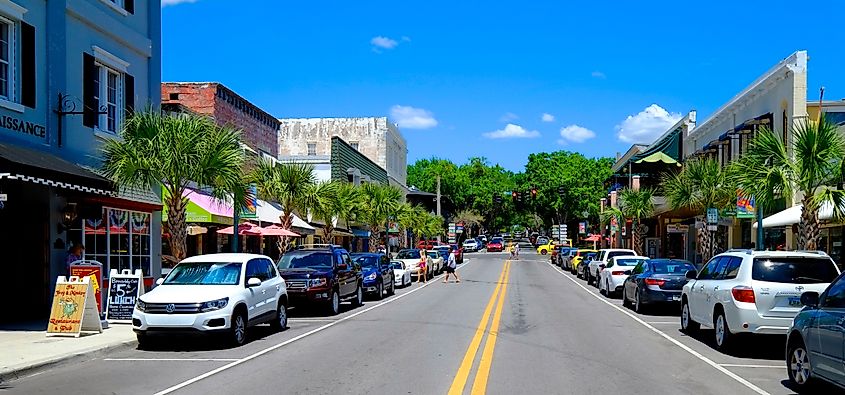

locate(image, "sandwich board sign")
[[47, 276, 103, 337], [69, 260, 103, 313], [106, 269, 145, 323]]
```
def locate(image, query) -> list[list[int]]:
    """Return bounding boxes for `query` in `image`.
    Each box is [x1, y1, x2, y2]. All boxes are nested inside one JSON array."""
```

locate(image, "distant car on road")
[[536, 236, 549, 246], [487, 238, 504, 252], [417, 239, 437, 250], [598, 255, 648, 298], [786, 271, 845, 391], [586, 249, 636, 286], [390, 260, 412, 288], [622, 259, 696, 313], [552, 246, 573, 266], [426, 250, 444, 275], [570, 250, 597, 274], [448, 244, 464, 263], [277, 245, 363, 316], [463, 239, 480, 252], [576, 251, 598, 279], [395, 249, 428, 280], [351, 253, 395, 300], [133, 253, 288, 348], [681, 250, 840, 352], [536, 241, 556, 255]]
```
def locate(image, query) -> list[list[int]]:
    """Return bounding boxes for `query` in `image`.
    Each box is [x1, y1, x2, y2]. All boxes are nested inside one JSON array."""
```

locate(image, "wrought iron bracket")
[[54, 93, 107, 147]]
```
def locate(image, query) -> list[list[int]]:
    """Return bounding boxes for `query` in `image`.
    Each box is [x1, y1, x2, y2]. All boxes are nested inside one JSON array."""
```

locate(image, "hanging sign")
[[106, 269, 145, 323], [579, 222, 587, 235], [706, 208, 719, 225], [47, 276, 103, 337], [736, 193, 756, 219], [70, 261, 103, 313]]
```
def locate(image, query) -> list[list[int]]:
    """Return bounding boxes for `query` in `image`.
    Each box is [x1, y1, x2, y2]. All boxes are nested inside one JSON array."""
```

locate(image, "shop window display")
[[71, 208, 152, 277]]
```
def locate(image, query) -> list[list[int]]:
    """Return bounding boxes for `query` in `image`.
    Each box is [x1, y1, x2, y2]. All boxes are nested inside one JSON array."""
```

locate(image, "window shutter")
[[124, 73, 134, 117], [83, 53, 98, 128], [125, 0, 134, 14], [21, 22, 35, 108]]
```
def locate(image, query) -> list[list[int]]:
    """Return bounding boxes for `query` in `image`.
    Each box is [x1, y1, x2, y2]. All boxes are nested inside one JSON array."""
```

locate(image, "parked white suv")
[[681, 250, 840, 351], [587, 249, 636, 287], [133, 253, 288, 347]]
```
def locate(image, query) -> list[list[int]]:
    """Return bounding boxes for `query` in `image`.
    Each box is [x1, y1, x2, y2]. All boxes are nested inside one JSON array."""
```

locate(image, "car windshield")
[[614, 258, 646, 267], [427, 252, 439, 258], [752, 257, 839, 284], [389, 262, 403, 270], [163, 262, 241, 285], [650, 260, 696, 274], [277, 252, 333, 270], [354, 255, 381, 268], [584, 252, 598, 260], [436, 247, 450, 253], [396, 250, 421, 259], [491, 238, 503, 244]]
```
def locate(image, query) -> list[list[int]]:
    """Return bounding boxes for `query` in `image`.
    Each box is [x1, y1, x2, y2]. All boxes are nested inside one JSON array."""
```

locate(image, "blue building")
[[0, 0, 161, 324]]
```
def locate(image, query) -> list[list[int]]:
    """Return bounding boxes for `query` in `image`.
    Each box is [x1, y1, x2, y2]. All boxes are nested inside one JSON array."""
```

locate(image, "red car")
[[449, 244, 464, 263], [486, 240, 504, 252], [417, 239, 437, 249]]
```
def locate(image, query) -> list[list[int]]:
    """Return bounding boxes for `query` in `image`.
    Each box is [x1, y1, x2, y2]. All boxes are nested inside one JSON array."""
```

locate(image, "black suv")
[[277, 245, 363, 315]]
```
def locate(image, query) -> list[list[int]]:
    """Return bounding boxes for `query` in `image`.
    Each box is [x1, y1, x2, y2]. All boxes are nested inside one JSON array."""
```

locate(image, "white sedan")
[[390, 260, 412, 287], [463, 239, 480, 252], [598, 256, 648, 297], [425, 250, 444, 275]]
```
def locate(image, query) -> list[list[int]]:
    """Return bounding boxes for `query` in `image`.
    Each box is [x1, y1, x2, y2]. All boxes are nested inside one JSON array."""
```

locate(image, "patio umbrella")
[[260, 224, 300, 237], [583, 234, 601, 249], [216, 222, 264, 235]]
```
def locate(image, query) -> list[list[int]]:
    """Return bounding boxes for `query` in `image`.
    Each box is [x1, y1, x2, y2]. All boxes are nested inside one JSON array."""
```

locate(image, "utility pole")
[[436, 174, 442, 243]]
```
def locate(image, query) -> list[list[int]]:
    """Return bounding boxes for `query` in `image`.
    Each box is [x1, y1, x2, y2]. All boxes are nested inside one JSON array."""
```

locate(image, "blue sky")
[[162, 0, 845, 172]]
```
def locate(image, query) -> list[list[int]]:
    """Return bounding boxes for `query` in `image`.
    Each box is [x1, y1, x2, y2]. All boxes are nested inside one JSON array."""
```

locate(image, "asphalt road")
[[4, 248, 843, 394]]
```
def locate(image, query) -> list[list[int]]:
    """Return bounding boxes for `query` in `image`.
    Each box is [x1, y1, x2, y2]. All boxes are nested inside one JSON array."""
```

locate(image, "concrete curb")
[[0, 339, 137, 383]]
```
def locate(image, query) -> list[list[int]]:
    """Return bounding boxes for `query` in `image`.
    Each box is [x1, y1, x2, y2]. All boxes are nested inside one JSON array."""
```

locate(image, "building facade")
[[161, 82, 280, 160], [277, 117, 408, 193], [0, 0, 162, 323]]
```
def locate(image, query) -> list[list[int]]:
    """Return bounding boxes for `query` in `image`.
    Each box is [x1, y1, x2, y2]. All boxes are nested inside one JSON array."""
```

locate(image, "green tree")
[[618, 187, 655, 255], [252, 161, 320, 251], [359, 183, 403, 252], [101, 111, 248, 261], [662, 158, 736, 261], [309, 182, 343, 241], [733, 117, 845, 250]]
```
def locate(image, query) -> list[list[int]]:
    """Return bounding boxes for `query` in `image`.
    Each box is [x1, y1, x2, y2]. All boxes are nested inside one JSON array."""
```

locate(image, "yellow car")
[[536, 242, 556, 255], [570, 249, 598, 274]]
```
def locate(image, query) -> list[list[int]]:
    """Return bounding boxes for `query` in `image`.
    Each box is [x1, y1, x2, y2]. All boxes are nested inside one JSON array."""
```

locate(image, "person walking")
[[66, 244, 84, 276], [514, 242, 520, 260], [417, 249, 428, 283], [443, 248, 461, 283]]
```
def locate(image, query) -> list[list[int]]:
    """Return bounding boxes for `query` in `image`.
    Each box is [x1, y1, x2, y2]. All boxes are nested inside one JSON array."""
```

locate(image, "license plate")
[[788, 297, 801, 307], [671, 295, 681, 301]]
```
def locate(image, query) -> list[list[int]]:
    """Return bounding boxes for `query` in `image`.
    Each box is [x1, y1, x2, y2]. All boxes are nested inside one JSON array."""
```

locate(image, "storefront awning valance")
[[0, 143, 113, 195], [753, 203, 835, 229], [162, 190, 234, 225], [634, 152, 680, 166], [256, 200, 315, 234]]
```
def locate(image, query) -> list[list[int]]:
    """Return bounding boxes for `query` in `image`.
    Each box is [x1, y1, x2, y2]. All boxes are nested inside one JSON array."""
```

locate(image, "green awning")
[[634, 151, 680, 166]]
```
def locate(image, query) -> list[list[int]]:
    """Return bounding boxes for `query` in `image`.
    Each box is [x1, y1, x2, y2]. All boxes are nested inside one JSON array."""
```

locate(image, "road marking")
[[448, 261, 509, 395], [471, 260, 511, 395], [546, 262, 771, 395], [152, 259, 476, 395], [287, 318, 339, 322], [646, 321, 679, 325], [105, 358, 240, 362], [719, 364, 785, 369]]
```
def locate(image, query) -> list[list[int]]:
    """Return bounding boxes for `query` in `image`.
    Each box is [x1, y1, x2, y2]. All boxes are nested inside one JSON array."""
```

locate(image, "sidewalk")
[[0, 323, 137, 382]]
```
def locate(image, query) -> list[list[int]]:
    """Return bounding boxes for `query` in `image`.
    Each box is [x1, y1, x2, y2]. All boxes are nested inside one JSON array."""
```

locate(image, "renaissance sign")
[[0, 115, 46, 140]]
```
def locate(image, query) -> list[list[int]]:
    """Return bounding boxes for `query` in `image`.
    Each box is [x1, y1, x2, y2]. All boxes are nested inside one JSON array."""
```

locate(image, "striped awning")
[[0, 143, 114, 195]]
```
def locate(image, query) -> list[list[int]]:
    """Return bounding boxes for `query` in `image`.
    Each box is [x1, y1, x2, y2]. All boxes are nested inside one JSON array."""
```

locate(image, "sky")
[[161, 0, 845, 172]]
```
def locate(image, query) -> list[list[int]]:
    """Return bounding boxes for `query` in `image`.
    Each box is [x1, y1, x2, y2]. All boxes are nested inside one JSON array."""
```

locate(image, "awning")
[[634, 151, 680, 166], [256, 200, 315, 233], [333, 229, 355, 237], [162, 190, 234, 225], [753, 203, 834, 228], [0, 142, 114, 195], [352, 229, 370, 237]]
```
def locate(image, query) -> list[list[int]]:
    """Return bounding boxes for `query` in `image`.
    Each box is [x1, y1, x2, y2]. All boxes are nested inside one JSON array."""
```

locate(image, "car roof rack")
[[292, 244, 342, 251], [724, 249, 753, 255], [787, 250, 830, 256]]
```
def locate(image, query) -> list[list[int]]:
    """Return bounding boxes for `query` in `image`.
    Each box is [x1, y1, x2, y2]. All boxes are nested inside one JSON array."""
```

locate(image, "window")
[[307, 143, 316, 156], [95, 64, 122, 133], [711, 256, 731, 280], [752, 257, 839, 284], [722, 257, 743, 279], [350, 142, 359, 151], [0, 17, 12, 100], [822, 274, 845, 308], [631, 262, 646, 275], [70, 208, 152, 278], [85, 47, 132, 132], [697, 257, 722, 280]]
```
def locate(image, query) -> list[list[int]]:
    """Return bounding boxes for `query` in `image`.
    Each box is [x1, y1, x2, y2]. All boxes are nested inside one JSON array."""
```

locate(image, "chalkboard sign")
[[106, 269, 144, 323]]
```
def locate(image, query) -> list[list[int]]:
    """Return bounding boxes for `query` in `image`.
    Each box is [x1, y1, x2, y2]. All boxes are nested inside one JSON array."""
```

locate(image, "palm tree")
[[600, 206, 623, 249], [733, 117, 845, 250], [359, 183, 403, 252], [662, 158, 736, 262], [618, 187, 655, 255], [252, 161, 320, 251], [309, 182, 342, 242], [101, 111, 248, 261]]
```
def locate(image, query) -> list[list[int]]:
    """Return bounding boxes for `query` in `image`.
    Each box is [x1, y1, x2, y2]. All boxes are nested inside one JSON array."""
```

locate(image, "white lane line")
[[105, 358, 240, 362], [152, 259, 478, 395], [287, 318, 339, 322], [646, 321, 679, 325], [546, 262, 771, 395], [720, 364, 785, 369]]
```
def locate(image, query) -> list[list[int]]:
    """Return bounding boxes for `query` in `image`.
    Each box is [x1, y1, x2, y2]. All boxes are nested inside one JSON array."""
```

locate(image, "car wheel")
[[680, 299, 699, 333], [136, 332, 151, 349], [714, 310, 733, 352], [270, 302, 287, 332], [229, 310, 247, 347], [327, 290, 340, 316], [599, 278, 605, 295], [622, 290, 630, 308], [634, 290, 645, 314], [387, 278, 396, 296], [376, 282, 384, 300], [352, 284, 364, 307], [540, 250, 548, 255], [787, 338, 816, 391]]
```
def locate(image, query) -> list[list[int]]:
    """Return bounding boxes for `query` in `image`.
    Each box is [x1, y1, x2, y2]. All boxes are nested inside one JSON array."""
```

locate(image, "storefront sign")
[[737, 194, 756, 219], [106, 269, 145, 323], [47, 276, 102, 337], [70, 262, 103, 313], [667, 224, 689, 233], [0, 115, 46, 140], [240, 184, 258, 219], [706, 208, 719, 225], [579, 222, 587, 234]]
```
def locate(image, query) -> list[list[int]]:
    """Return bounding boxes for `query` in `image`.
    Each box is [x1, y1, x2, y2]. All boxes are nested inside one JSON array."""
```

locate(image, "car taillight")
[[731, 286, 756, 303], [644, 278, 665, 286], [611, 271, 625, 276]]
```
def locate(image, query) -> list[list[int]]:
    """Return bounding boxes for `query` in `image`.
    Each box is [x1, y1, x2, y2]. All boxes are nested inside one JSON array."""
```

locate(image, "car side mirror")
[[685, 269, 697, 280], [336, 263, 348, 271], [155, 278, 164, 286], [624, 270, 632, 275], [247, 277, 262, 287], [801, 291, 820, 308]]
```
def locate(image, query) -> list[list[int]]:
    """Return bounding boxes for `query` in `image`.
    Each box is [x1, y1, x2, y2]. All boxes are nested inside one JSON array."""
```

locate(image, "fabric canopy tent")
[[217, 222, 263, 235], [256, 200, 315, 233], [260, 224, 300, 237], [634, 151, 680, 166], [583, 234, 601, 242], [753, 203, 834, 228]]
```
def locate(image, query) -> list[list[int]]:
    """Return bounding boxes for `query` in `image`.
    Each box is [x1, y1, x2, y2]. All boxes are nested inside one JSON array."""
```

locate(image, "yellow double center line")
[[448, 260, 511, 395]]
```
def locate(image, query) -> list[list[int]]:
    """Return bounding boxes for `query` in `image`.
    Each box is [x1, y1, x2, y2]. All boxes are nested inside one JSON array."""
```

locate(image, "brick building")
[[161, 82, 279, 159], [278, 117, 408, 193]]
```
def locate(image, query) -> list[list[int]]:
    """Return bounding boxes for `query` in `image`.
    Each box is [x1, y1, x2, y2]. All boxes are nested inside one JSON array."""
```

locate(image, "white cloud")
[[483, 124, 540, 139], [161, 0, 198, 6], [499, 112, 519, 122], [591, 71, 606, 79], [616, 104, 682, 143], [558, 124, 596, 144], [541, 113, 555, 122], [390, 105, 438, 129], [370, 36, 409, 52], [401, 36, 412, 42]]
